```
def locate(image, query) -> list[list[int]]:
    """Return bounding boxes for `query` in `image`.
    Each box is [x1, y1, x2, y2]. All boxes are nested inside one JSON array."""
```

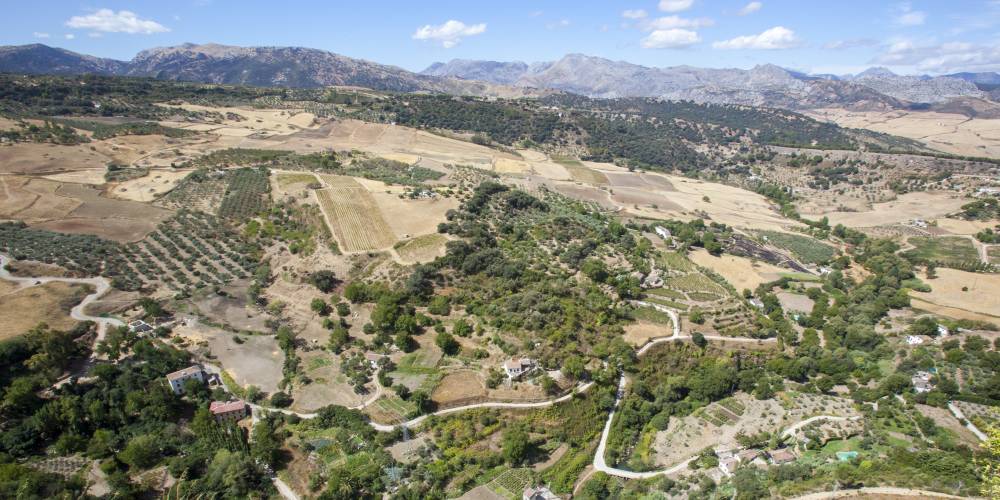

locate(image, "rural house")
[[912, 371, 934, 393], [166, 365, 205, 395], [522, 486, 560, 500], [209, 400, 249, 422], [504, 358, 536, 380], [768, 448, 797, 465]]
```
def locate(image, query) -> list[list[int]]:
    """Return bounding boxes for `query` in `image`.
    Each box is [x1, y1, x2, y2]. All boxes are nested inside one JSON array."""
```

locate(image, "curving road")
[[0, 253, 124, 349]]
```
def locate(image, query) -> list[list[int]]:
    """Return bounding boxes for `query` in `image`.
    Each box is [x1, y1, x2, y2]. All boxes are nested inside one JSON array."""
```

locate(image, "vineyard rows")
[[315, 176, 395, 252]]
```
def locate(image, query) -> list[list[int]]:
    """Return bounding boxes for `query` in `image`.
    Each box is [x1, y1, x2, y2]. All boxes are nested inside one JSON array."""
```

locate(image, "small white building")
[[504, 358, 536, 380], [166, 365, 205, 395], [912, 371, 934, 393], [937, 325, 950, 337], [654, 226, 672, 240], [905, 335, 924, 345]]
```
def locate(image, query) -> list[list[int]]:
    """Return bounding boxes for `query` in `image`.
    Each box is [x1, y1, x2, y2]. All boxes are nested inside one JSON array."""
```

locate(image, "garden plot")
[[315, 175, 396, 252], [776, 291, 815, 314], [652, 392, 859, 467]]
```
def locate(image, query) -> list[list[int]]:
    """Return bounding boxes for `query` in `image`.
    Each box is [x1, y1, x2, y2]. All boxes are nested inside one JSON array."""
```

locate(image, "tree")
[[452, 318, 472, 337], [309, 270, 340, 293], [689, 309, 705, 325], [692, 332, 707, 348], [502, 426, 529, 465], [119, 434, 161, 469], [270, 392, 293, 408], [436, 331, 459, 355], [311, 298, 330, 316], [328, 324, 349, 352], [540, 374, 558, 395], [563, 355, 586, 380], [251, 418, 283, 467], [979, 425, 1000, 499]]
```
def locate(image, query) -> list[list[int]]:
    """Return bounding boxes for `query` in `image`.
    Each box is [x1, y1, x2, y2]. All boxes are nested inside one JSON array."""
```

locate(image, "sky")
[[3, 1, 1000, 76]]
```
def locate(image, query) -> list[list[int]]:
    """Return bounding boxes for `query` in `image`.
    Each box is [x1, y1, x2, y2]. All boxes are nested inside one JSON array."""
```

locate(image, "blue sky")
[[3, 1, 1000, 75]]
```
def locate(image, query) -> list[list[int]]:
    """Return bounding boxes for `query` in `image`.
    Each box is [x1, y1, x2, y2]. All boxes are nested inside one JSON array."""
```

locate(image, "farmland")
[[757, 230, 837, 264], [0, 281, 91, 339], [903, 236, 981, 267], [315, 175, 396, 252]]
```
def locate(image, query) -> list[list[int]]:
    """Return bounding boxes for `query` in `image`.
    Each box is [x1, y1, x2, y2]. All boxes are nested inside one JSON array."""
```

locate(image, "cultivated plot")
[[315, 175, 396, 252]]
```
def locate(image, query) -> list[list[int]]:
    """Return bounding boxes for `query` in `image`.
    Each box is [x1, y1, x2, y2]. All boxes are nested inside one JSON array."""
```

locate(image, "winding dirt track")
[[0, 253, 124, 349]]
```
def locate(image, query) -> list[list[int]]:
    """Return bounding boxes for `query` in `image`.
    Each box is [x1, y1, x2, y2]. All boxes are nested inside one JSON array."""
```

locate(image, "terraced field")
[[553, 157, 608, 185], [315, 175, 396, 252]]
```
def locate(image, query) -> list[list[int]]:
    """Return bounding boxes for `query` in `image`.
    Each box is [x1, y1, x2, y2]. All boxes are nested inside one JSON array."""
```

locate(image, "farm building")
[[768, 448, 797, 465], [504, 358, 536, 380], [364, 351, 387, 369], [912, 371, 935, 393], [166, 365, 205, 395], [209, 400, 249, 422]]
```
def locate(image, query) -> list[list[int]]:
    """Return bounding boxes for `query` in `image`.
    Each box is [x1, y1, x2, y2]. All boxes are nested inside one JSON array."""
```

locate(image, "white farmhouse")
[[166, 365, 206, 395], [504, 358, 536, 380]]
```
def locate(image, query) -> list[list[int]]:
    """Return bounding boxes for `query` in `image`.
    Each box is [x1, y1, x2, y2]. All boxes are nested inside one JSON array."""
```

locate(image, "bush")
[[270, 392, 293, 408]]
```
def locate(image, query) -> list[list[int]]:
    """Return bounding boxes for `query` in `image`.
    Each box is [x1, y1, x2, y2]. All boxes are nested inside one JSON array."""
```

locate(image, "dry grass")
[[0, 282, 91, 340], [807, 108, 1000, 158], [315, 175, 396, 252], [432, 371, 487, 404], [816, 191, 970, 228], [688, 248, 792, 292], [911, 268, 1000, 319], [395, 233, 449, 264], [553, 157, 609, 184], [109, 168, 193, 202]]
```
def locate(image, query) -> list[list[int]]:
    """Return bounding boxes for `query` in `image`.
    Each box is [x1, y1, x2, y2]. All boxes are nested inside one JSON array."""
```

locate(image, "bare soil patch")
[[432, 370, 487, 404], [814, 192, 970, 228], [623, 321, 674, 346], [174, 321, 282, 394], [395, 233, 450, 264]]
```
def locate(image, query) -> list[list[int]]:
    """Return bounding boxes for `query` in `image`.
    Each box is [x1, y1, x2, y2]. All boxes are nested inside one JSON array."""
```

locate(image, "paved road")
[[0, 253, 124, 349]]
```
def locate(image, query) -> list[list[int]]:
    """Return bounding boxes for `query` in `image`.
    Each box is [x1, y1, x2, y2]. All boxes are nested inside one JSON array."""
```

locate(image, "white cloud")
[[643, 15, 714, 30], [64, 34, 75, 40], [412, 20, 486, 48], [622, 9, 648, 19], [874, 40, 1000, 73], [658, 0, 694, 13], [529, 10, 543, 18], [712, 26, 800, 49], [32, 32, 50, 39], [738, 2, 763, 15], [641, 28, 701, 48], [893, 3, 926, 26], [66, 9, 169, 34], [546, 19, 571, 30], [823, 38, 878, 50]]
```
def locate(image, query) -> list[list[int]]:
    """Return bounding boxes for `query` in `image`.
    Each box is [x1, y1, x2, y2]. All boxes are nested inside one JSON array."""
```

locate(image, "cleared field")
[[623, 321, 674, 346], [0, 142, 111, 175], [0, 281, 90, 340], [807, 108, 1000, 158], [109, 168, 193, 202], [776, 291, 815, 313], [42, 168, 107, 185], [315, 175, 396, 252], [688, 248, 791, 292], [903, 236, 980, 264], [553, 157, 608, 184], [431, 371, 487, 404], [813, 191, 970, 228], [395, 233, 449, 264], [911, 268, 1000, 319], [174, 322, 283, 393]]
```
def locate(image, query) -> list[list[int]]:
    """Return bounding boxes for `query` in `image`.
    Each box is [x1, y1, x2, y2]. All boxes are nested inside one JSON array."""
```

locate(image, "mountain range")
[[1, 43, 998, 113], [423, 54, 996, 109]]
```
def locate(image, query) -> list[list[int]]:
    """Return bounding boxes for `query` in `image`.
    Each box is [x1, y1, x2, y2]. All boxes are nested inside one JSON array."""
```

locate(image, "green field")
[[759, 230, 837, 264], [903, 236, 979, 265]]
